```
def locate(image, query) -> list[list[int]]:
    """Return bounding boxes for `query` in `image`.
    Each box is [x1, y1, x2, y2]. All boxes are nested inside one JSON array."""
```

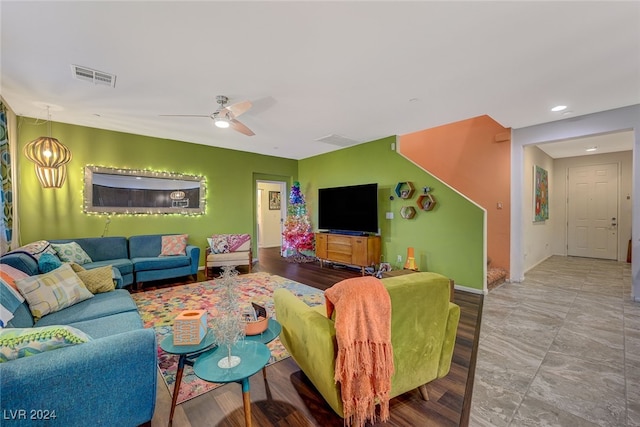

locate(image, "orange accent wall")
[[399, 115, 511, 272]]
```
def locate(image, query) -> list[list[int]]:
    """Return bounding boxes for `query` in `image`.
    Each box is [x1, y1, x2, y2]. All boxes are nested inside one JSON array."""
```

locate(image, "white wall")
[[257, 182, 283, 248], [523, 146, 555, 271], [551, 151, 633, 262], [511, 104, 639, 300]]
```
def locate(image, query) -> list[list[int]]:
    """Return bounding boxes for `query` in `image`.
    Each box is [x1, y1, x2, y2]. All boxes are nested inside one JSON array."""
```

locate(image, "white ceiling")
[[536, 130, 635, 159], [2, 1, 639, 160]]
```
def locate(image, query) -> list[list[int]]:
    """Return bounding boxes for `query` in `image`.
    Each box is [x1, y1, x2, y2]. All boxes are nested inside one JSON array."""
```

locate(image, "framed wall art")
[[533, 165, 549, 222], [269, 191, 281, 210]]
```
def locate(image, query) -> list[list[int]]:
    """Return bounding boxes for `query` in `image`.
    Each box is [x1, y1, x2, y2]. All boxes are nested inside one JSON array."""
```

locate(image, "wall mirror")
[[84, 166, 206, 215]]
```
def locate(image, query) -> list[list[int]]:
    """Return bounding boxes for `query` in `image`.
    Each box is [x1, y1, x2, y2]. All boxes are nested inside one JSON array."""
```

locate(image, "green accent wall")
[[16, 119, 483, 289], [299, 136, 484, 289], [16, 119, 298, 264]]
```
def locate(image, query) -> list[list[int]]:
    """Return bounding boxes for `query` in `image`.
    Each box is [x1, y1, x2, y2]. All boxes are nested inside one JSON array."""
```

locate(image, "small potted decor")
[[243, 303, 269, 336]]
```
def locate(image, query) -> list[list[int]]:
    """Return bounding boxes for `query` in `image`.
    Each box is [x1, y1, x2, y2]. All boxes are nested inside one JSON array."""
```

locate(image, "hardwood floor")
[[145, 247, 483, 427]]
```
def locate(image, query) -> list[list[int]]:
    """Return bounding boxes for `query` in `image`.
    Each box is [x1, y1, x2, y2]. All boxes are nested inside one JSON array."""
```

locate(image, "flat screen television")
[[318, 183, 378, 234]]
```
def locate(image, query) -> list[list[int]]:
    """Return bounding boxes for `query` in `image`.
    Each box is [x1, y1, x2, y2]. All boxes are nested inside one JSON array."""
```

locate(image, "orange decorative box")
[[173, 310, 207, 345]]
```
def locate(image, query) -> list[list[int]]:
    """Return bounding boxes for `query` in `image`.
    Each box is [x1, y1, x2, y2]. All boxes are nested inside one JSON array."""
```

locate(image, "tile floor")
[[470, 255, 639, 426]]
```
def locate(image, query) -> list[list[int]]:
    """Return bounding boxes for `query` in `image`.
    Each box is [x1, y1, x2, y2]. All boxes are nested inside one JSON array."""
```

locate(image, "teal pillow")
[[0, 325, 92, 363], [51, 242, 93, 264], [38, 253, 62, 273]]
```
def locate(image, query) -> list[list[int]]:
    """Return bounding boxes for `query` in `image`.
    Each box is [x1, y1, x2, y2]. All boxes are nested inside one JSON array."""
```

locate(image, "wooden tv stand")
[[315, 232, 381, 276]]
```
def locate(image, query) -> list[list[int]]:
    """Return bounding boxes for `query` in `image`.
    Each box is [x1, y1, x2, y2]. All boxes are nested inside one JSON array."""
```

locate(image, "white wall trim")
[[455, 284, 487, 295]]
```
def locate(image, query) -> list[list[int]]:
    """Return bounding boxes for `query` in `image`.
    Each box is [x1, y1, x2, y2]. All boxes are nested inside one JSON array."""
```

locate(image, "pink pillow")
[[160, 234, 188, 256]]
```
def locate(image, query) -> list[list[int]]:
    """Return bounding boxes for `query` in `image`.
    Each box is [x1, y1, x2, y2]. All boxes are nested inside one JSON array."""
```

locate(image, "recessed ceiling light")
[[585, 146, 597, 152], [551, 105, 567, 112]]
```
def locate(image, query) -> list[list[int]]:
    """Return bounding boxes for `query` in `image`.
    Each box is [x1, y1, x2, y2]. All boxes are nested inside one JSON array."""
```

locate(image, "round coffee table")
[[194, 340, 271, 427], [159, 329, 216, 424]]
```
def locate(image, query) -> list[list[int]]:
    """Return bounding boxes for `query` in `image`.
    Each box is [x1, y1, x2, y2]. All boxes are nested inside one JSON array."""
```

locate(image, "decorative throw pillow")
[[10, 240, 57, 261], [209, 234, 230, 254], [14, 264, 94, 321], [0, 265, 29, 291], [0, 325, 92, 362], [76, 266, 115, 294], [160, 234, 188, 257], [68, 262, 86, 273], [38, 253, 63, 274], [0, 272, 26, 328], [50, 242, 92, 265]]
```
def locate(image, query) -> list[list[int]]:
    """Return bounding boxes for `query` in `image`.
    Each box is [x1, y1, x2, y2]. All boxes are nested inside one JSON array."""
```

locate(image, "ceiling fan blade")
[[159, 114, 212, 118], [225, 100, 252, 117], [229, 119, 255, 136]]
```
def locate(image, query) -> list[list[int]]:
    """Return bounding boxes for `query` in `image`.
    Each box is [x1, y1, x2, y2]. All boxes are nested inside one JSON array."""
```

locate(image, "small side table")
[[194, 341, 271, 427], [159, 329, 216, 425]]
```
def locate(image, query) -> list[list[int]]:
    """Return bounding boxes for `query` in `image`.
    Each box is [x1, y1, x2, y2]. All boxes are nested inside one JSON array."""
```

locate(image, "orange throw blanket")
[[325, 276, 394, 427]]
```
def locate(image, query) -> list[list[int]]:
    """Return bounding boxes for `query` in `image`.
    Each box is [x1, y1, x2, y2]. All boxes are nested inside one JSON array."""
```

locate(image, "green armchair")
[[274, 272, 460, 418]]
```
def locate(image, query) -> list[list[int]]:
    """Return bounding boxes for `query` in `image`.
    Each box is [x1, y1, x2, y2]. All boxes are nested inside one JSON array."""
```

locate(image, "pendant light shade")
[[24, 136, 72, 168], [170, 190, 186, 200], [34, 164, 67, 188]]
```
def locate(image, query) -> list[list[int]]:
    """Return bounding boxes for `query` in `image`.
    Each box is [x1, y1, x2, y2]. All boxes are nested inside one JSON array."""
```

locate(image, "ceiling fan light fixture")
[[214, 117, 230, 129]]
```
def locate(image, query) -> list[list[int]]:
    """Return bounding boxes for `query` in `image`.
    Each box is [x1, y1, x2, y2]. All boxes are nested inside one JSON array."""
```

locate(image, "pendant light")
[[24, 107, 72, 188], [34, 164, 68, 189]]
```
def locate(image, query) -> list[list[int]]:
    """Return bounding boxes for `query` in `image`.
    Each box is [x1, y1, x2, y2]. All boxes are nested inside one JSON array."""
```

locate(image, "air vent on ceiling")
[[315, 134, 360, 147], [71, 64, 116, 88]]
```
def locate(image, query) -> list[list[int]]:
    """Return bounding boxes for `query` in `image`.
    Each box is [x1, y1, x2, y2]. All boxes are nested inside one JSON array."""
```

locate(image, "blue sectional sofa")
[[4, 234, 201, 289], [0, 253, 157, 427]]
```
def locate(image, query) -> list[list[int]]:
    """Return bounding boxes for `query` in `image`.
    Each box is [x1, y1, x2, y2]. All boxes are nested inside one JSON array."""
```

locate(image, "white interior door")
[[567, 163, 618, 259], [255, 181, 286, 253]]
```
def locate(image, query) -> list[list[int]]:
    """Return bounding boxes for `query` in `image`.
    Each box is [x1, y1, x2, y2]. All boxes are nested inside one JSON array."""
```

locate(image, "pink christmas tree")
[[282, 181, 315, 261]]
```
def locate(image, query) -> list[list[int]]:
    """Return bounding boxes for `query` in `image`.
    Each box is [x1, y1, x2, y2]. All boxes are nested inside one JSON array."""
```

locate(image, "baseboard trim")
[[455, 284, 486, 295]]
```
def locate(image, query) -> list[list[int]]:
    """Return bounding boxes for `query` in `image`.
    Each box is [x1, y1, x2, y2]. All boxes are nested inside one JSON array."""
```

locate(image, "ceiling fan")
[[160, 95, 254, 136]]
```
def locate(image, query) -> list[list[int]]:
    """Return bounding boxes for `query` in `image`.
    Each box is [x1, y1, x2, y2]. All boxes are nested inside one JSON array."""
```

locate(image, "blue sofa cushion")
[[35, 290, 138, 327], [132, 255, 190, 272], [69, 311, 144, 339], [50, 237, 129, 263], [129, 234, 164, 258], [7, 303, 35, 328], [84, 258, 133, 276]]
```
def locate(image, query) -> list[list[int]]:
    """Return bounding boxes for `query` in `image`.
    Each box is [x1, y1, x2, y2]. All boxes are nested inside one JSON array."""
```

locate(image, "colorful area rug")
[[131, 272, 324, 404]]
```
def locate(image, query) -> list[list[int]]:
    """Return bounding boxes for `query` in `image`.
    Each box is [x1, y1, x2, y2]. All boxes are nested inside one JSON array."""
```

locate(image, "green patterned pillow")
[[14, 264, 94, 321], [0, 325, 92, 363], [50, 242, 93, 265], [76, 266, 115, 294]]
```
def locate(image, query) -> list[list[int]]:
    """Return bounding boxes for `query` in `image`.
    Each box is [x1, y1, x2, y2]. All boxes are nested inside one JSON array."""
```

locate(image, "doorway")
[[256, 180, 286, 257], [567, 163, 619, 260]]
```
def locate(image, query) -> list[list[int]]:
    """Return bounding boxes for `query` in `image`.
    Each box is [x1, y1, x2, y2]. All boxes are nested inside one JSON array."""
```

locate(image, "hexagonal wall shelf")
[[400, 206, 417, 219], [395, 181, 415, 199], [417, 194, 437, 211]]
